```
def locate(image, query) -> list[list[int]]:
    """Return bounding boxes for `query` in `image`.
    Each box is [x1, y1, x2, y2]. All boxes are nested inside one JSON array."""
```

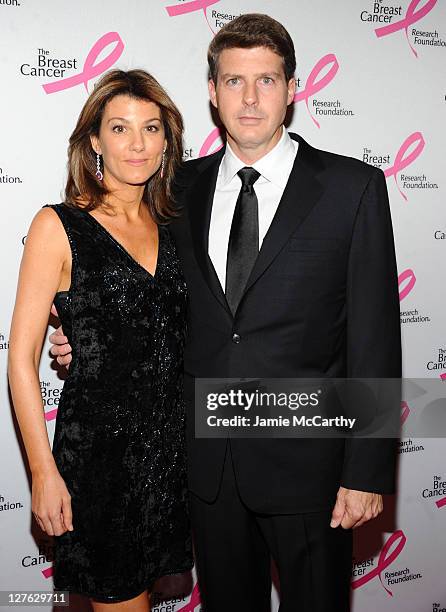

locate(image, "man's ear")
[[287, 77, 296, 106], [90, 134, 101, 155], [208, 79, 218, 109]]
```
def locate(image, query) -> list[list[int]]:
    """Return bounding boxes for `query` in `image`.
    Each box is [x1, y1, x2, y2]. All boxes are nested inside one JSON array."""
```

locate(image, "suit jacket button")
[[232, 333, 241, 344]]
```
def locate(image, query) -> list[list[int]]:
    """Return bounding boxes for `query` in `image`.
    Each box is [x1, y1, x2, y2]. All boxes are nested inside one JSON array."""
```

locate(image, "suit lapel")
[[244, 135, 325, 294], [187, 134, 326, 314], [187, 149, 231, 313]]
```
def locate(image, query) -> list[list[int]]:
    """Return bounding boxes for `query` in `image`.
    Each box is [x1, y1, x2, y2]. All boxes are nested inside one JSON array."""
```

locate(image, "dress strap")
[[42, 203, 80, 266]]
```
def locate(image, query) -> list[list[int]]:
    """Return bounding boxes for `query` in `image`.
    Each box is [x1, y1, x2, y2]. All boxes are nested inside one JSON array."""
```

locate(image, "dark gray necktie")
[[225, 166, 261, 316]]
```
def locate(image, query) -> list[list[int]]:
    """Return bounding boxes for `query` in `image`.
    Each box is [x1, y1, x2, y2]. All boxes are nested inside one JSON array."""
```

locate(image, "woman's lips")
[[125, 159, 148, 166]]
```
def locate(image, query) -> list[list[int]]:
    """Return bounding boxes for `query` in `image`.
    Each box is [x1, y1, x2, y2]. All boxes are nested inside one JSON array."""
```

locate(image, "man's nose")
[[242, 82, 259, 106]]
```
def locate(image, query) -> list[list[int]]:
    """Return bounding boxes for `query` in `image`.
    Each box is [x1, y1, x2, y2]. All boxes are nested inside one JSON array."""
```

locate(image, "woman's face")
[[91, 94, 167, 188]]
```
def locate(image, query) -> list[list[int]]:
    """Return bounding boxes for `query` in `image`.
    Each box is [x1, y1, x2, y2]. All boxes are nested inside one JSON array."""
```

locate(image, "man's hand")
[[49, 306, 72, 367], [330, 486, 383, 529]]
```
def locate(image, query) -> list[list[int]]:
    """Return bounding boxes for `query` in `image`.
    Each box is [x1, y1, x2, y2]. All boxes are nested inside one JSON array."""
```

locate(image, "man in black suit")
[[51, 13, 401, 612]]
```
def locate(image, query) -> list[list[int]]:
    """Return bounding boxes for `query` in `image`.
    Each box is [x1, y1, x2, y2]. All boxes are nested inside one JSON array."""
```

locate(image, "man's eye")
[[112, 125, 125, 133], [228, 78, 239, 86], [261, 77, 273, 85]]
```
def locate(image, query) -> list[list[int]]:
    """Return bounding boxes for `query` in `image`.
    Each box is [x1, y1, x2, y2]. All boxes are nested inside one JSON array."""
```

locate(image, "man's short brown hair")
[[208, 13, 296, 82]]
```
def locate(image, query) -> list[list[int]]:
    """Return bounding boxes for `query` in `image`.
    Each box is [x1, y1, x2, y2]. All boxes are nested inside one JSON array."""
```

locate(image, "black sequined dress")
[[46, 203, 192, 602]]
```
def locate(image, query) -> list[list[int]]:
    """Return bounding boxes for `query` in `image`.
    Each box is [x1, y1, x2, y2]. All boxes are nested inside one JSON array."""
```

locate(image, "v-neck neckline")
[[84, 211, 161, 280]]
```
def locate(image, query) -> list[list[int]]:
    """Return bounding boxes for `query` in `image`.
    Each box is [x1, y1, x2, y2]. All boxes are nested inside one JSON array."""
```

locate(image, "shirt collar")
[[219, 127, 296, 189]]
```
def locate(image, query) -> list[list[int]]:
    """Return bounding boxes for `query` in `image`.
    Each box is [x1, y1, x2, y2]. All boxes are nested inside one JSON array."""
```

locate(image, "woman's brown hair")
[[65, 69, 184, 222], [208, 13, 296, 83]]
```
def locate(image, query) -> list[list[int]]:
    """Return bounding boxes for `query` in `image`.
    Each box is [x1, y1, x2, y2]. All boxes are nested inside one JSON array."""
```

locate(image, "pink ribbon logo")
[[384, 132, 425, 201], [398, 269, 416, 301], [375, 0, 437, 57], [351, 530, 406, 595], [42, 565, 53, 579], [177, 583, 201, 611], [401, 401, 410, 424], [199, 126, 224, 157], [42, 32, 124, 94], [165, 0, 220, 34], [44, 407, 58, 422], [436, 497, 446, 509], [293, 54, 339, 128]]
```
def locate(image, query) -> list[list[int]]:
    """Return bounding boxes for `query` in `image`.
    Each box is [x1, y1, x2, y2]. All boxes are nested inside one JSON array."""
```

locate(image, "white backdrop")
[[1, 1, 445, 611]]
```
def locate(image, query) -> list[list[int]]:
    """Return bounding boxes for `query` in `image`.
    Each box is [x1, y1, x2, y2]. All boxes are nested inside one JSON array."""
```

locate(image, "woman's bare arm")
[[8, 207, 73, 535]]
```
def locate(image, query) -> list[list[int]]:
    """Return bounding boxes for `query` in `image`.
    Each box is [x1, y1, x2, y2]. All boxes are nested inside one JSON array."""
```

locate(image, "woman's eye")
[[112, 125, 125, 133], [145, 125, 159, 132]]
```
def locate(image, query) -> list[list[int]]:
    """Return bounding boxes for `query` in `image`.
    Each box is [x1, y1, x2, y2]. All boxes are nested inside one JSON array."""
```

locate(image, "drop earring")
[[160, 150, 165, 179], [95, 153, 103, 181]]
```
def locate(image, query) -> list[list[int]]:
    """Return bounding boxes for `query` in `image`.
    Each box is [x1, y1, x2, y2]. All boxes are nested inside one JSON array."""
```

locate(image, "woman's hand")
[[32, 469, 74, 536]]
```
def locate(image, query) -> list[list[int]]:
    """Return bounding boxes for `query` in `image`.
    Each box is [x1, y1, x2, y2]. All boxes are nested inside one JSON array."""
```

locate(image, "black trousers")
[[189, 442, 352, 612]]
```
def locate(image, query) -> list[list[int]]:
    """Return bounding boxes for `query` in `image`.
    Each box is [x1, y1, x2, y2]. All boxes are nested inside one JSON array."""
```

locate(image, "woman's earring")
[[160, 150, 165, 179], [95, 153, 103, 181]]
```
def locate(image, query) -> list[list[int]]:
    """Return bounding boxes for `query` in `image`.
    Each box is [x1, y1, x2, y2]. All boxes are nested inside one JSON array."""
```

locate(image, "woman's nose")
[[130, 132, 145, 152]]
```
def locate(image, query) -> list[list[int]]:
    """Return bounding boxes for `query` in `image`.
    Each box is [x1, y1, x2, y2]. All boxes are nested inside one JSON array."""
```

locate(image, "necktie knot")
[[237, 167, 261, 193]]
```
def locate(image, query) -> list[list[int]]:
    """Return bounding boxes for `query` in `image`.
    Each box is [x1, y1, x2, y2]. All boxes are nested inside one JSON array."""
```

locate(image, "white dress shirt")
[[208, 127, 299, 290]]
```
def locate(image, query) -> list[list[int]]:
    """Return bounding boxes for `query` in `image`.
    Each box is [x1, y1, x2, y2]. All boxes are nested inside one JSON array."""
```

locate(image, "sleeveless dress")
[[46, 203, 193, 602]]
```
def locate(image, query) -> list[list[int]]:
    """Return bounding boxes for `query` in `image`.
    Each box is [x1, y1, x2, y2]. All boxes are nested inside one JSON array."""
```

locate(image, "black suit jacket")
[[170, 133, 401, 514]]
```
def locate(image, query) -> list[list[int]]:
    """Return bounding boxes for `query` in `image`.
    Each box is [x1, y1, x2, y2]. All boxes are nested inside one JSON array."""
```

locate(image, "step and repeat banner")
[[1, 1, 445, 611]]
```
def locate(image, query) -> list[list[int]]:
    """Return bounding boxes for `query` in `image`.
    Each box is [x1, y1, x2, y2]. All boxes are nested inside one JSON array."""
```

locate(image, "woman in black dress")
[[8, 69, 193, 610]]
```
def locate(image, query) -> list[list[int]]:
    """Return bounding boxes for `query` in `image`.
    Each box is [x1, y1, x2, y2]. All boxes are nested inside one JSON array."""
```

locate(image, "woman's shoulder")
[[39, 201, 89, 230], [24, 205, 71, 258], [30, 202, 86, 238], [31, 204, 65, 231]]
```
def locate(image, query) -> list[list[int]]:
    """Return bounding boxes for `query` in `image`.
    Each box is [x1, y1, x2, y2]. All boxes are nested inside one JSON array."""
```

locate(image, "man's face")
[[208, 46, 295, 160]]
